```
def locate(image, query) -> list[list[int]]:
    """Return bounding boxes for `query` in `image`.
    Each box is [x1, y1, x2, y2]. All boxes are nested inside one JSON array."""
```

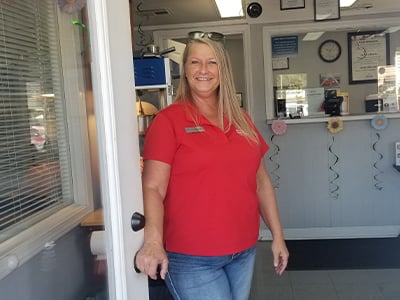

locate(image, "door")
[[87, 0, 148, 299]]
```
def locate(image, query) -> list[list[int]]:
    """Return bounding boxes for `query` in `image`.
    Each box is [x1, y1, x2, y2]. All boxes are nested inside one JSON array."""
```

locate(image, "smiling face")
[[184, 42, 220, 100]]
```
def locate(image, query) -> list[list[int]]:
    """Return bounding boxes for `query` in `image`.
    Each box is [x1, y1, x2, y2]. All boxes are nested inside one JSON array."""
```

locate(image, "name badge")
[[185, 126, 205, 133]]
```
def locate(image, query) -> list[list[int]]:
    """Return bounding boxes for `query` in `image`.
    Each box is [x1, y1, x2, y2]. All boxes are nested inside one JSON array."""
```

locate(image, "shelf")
[[266, 112, 400, 124], [135, 84, 169, 90]]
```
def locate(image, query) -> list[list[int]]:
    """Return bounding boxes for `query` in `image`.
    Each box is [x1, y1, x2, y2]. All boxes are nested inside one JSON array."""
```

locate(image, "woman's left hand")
[[271, 238, 289, 275]]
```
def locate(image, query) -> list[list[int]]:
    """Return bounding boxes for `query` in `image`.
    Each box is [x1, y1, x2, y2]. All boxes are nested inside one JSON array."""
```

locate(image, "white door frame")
[[86, 0, 148, 299]]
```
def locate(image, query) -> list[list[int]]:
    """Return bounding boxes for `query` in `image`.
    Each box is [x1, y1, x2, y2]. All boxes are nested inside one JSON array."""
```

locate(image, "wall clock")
[[318, 39, 341, 63]]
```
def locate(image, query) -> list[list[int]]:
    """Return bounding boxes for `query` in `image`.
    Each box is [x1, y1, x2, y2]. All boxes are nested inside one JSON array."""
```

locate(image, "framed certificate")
[[348, 31, 390, 84], [272, 57, 289, 70], [314, 0, 340, 21], [280, 0, 305, 10]]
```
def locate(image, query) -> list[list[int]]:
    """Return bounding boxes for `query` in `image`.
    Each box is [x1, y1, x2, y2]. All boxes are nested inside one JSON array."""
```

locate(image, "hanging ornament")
[[328, 135, 340, 200], [271, 119, 287, 136], [327, 117, 343, 134], [269, 120, 287, 188], [326, 118, 342, 199], [57, 0, 87, 14], [371, 115, 388, 130], [372, 132, 384, 190], [370, 116, 388, 190], [269, 135, 281, 189]]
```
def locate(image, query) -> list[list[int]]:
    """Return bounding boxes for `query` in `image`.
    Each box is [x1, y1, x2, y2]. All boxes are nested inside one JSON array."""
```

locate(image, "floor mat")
[[285, 236, 400, 270]]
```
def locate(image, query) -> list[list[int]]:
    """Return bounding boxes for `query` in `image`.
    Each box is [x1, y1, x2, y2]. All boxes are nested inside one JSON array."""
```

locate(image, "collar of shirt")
[[182, 100, 230, 130]]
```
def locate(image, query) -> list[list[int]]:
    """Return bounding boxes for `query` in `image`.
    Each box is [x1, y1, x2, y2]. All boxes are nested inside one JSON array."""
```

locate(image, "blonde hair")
[[175, 38, 259, 144]]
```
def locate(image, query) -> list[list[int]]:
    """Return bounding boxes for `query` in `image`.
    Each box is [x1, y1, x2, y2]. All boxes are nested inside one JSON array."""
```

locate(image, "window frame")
[[0, 5, 94, 280]]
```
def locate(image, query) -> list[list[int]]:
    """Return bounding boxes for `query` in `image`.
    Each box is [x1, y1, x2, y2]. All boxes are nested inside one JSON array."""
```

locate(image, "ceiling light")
[[41, 93, 55, 98], [215, 0, 244, 18], [303, 32, 325, 41], [340, 0, 357, 7]]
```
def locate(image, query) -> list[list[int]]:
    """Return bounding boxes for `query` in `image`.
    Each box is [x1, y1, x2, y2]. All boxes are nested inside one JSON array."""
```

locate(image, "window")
[[0, 0, 93, 277], [0, 0, 72, 242]]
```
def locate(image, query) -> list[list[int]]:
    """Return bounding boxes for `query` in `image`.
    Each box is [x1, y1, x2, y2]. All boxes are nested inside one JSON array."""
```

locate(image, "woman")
[[136, 31, 289, 300]]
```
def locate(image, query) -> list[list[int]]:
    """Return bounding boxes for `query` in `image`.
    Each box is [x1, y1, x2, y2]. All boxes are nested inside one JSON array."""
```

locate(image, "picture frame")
[[280, 0, 305, 10], [314, 0, 340, 21], [348, 31, 390, 84], [272, 57, 289, 70]]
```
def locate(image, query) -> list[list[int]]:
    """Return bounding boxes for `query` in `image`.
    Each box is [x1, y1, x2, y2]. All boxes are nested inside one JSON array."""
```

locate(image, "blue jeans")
[[165, 246, 256, 300]]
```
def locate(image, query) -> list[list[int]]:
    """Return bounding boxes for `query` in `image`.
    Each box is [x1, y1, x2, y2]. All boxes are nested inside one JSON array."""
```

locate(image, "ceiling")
[[131, 0, 242, 27], [130, 0, 399, 28]]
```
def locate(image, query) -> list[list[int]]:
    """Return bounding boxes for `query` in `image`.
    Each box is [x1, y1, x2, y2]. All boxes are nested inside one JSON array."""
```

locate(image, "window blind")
[[0, 0, 73, 242]]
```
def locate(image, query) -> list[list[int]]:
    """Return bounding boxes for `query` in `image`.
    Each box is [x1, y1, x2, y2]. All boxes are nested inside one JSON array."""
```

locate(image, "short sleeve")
[[255, 127, 269, 155], [143, 113, 178, 165], [243, 110, 269, 155]]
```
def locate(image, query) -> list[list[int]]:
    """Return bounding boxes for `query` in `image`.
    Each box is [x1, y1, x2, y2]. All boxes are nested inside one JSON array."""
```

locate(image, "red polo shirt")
[[143, 102, 269, 256]]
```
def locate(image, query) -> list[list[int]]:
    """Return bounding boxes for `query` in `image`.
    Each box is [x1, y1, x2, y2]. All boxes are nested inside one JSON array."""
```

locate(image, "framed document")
[[272, 57, 289, 70], [348, 31, 390, 84], [314, 0, 340, 21], [280, 0, 305, 10]]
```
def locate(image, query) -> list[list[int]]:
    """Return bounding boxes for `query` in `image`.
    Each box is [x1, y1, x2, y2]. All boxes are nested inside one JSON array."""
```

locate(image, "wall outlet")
[[396, 142, 400, 166]]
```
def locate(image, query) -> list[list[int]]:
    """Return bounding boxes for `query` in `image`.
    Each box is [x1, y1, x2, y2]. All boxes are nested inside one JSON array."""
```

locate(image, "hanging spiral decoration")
[[328, 135, 340, 200], [269, 120, 287, 189], [135, 2, 154, 47], [136, 22, 153, 47], [370, 116, 388, 191], [372, 132, 384, 191], [269, 135, 281, 189]]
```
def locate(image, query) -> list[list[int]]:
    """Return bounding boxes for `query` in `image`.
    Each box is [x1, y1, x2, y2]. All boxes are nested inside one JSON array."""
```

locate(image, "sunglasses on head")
[[188, 31, 225, 42]]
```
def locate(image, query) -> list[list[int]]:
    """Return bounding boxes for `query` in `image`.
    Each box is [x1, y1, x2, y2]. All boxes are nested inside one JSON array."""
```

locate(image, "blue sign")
[[271, 35, 298, 57]]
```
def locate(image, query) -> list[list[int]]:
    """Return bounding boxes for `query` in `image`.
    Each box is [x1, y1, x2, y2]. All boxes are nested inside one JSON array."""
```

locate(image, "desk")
[[80, 209, 104, 229]]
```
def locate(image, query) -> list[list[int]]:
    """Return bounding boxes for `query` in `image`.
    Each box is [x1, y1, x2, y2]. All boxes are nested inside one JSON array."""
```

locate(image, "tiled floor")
[[251, 242, 400, 300]]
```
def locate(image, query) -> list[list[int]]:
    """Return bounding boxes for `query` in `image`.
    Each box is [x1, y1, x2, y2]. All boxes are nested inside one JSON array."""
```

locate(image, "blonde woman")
[[136, 31, 288, 300]]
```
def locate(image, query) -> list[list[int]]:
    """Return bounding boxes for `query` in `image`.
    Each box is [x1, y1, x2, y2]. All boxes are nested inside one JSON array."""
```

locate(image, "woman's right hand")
[[135, 241, 169, 280]]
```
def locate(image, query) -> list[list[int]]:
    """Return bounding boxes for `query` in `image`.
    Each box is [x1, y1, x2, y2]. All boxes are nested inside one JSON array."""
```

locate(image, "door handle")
[[131, 211, 145, 273], [131, 211, 145, 232]]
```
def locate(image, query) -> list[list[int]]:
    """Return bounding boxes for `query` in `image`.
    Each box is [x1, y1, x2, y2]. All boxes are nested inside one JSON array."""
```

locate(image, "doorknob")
[[131, 212, 145, 273], [131, 211, 145, 232]]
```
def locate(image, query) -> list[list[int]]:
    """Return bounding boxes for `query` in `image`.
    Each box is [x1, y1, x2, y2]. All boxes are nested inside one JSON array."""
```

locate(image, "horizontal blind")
[[0, 0, 73, 242]]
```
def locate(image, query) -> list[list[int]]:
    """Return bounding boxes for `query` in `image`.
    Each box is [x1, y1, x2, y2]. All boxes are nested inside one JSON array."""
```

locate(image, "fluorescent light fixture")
[[303, 32, 325, 41], [215, 0, 244, 18], [41, 93, 55, 98], [340, 0, 357, 7]]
